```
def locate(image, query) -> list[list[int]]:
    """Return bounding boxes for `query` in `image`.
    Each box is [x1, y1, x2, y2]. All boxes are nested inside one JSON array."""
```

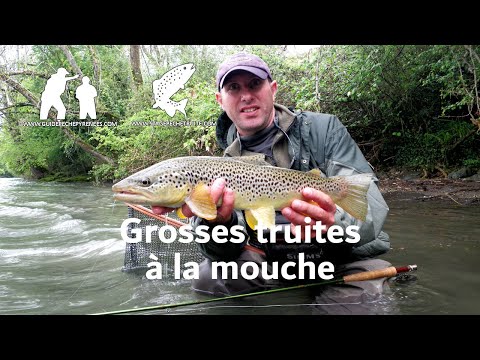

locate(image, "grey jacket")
[[193, 104, 390, 261]]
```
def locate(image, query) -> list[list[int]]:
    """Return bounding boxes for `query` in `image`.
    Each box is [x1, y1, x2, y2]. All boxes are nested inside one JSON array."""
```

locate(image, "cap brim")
[[219, 66, 269, 89]]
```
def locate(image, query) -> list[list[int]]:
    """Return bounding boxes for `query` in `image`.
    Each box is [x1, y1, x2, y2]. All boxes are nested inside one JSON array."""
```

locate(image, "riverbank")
[[378, 175, 480, 205]]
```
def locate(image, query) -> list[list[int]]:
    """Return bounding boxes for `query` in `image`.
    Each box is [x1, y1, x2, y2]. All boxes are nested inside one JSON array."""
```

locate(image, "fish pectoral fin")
[[308, 168, 324, 177], [185, 182, 217, 220], [233, 154, 271, 166], [245, 207, 275, 231]]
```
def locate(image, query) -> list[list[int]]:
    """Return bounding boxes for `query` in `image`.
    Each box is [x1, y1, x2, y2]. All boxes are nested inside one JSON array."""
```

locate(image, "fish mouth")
[[113, 191, 150, 203], [112, 186, 154, 204]]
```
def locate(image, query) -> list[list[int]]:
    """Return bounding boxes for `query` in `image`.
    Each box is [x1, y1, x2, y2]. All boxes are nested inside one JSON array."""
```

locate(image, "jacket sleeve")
[[321, 116, 390, 259], [191, 210, 249, 261]]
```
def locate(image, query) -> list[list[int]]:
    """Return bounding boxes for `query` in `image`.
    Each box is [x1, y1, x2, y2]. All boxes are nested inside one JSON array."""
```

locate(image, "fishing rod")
[[91, 264, 417, 315]]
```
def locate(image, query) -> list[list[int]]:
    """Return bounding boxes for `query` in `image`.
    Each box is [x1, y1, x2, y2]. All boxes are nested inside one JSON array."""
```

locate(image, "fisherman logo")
[[152, 63, 196, 117], [40, 68, 98, 120]]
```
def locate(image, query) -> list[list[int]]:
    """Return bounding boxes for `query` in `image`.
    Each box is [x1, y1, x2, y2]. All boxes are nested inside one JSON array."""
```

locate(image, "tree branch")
[[453, 48, 475, 119], [0, 73, 39, 106], [6, 70, 49, 79], [315, 47, 320, 102], [142, 45, 160, 69], [0, 103, 35, 112], [466, 44, 480, 64], [450, 128, 478, 152]]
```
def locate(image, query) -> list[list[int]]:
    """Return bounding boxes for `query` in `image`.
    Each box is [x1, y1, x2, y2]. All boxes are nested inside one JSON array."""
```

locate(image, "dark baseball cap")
[[216, 52, 272, 91]]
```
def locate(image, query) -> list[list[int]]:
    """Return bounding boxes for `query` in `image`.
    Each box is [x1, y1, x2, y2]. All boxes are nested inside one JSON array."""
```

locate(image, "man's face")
[[216, 71, 277, 137]]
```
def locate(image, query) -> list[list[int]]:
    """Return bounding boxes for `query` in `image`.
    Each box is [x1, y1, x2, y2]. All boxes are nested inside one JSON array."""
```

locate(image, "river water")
[[1, 177, 479, 315]]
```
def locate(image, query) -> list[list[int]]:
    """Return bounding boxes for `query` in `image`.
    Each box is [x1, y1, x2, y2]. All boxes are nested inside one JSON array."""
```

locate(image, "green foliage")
[[0, 45, 135, 180], [0, 134, 11, 176], [277, 45, 479, 170], [463, 158, 480, 169], [88, 107, 193, 181], [420, 45, 479, 117], [182, 81, 221, 155], [395, 121, 477, 169], [89, 163, 116, 184], [0, 126, 55, 177], [2, 45, 479, 182], [0, 124, 93, 179]]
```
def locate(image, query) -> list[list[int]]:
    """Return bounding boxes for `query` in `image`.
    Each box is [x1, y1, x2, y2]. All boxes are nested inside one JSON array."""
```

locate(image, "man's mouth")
[[241, 106, 259, 113]]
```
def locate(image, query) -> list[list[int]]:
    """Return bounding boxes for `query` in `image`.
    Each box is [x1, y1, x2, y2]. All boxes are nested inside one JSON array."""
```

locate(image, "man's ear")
[[271, 80, 278, 98], [215, 92, 223, 108]]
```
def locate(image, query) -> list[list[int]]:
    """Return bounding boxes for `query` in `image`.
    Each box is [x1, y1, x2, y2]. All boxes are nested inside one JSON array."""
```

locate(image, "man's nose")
[[240, 89, 253, 102]]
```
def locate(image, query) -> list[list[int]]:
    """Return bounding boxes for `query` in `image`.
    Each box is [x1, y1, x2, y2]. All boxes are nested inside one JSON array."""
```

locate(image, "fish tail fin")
[[177, 99, 188, 116], [332, 173, 373, 222]]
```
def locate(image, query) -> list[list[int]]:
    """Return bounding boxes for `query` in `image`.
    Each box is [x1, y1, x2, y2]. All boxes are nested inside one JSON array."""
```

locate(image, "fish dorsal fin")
[[232, 154, 271, 166], [185, 182, 217, 221], [245, 207, 276, 231]]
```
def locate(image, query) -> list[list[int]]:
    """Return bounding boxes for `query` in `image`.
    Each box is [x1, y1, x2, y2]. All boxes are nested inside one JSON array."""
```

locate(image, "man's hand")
[[151, 178, 235, 224], [281, 187, 336, 241]]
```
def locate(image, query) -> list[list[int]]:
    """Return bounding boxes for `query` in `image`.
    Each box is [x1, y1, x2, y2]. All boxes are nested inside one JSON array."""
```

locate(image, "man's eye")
[[227, 83, 239, 91], [249, 79, 262, 89]]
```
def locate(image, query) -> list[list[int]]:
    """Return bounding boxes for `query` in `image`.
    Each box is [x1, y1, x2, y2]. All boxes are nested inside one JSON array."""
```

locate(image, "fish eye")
[[141, 178, 151, 186]]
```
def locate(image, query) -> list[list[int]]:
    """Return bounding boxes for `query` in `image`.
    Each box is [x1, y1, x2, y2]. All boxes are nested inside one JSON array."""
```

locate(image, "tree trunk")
[[130, 45, 143, 87], [59, 45, 84, 77], [88, 45, 100, 85]]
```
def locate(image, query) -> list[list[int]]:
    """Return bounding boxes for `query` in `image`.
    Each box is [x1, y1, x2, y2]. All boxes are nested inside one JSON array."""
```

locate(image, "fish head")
[[181, 63, 196, 79], [112, 163, 191, 207], [166, 63, 196, 85]]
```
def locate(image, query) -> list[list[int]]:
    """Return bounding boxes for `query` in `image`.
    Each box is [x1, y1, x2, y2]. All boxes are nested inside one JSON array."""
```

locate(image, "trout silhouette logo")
[[152, 63, 196, 117]]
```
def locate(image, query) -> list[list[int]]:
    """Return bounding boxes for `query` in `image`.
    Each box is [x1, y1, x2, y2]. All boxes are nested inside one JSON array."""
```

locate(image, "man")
[[152, 52, 391, 314]]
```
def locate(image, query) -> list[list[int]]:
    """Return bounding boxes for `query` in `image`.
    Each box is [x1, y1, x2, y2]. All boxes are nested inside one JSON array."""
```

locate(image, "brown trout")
[[112, 155, 373, 228]]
